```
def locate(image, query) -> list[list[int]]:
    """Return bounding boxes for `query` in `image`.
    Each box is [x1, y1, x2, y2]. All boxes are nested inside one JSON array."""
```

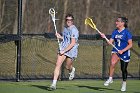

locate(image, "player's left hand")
[[118, 50, 124, 54], [59, 50, 65, 55]]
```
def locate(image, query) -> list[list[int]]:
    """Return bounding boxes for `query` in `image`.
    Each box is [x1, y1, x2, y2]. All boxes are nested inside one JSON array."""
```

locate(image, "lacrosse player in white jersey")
[[49, 14, 79, 90]]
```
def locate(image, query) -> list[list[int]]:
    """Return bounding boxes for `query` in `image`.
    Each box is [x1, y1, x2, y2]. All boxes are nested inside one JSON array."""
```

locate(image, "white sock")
[[122, 81, 126, 85], [52, 80, 57, 85], [109, 77, 113, 80]]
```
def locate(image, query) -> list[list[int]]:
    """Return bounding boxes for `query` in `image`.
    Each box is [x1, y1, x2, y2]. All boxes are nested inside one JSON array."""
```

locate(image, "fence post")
[[102, 40, 106, 80], [16, 0, 22, 82]]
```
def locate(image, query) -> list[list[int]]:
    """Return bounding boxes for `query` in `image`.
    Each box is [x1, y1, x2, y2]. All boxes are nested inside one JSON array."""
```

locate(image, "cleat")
[[121, 82, 126, 92], [69, 67, 75, 80], [48, 84, 56, 90], [104, 79, 113, 86]]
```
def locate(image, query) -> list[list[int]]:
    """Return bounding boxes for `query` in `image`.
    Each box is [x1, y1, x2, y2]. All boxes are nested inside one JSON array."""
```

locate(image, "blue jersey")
[[60, 25, 79, 59], [111, 28, 132, 62]]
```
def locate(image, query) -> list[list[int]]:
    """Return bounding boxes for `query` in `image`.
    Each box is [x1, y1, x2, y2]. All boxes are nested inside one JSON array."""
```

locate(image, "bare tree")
[[84, 0, 90, 34], [61, 0, 68, 32], [0, 0, 5, 33]]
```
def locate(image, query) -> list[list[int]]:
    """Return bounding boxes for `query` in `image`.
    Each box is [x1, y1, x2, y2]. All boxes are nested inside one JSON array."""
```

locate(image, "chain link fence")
[[0, 34, 140, 80]]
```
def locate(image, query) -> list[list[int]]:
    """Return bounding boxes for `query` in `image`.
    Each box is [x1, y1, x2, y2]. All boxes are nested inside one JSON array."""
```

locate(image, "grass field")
[[0, 79, 140, 93]]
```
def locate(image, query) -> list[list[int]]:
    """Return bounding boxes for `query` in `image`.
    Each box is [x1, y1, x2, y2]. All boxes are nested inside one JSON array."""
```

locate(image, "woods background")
[[0, 0, 140, 35]]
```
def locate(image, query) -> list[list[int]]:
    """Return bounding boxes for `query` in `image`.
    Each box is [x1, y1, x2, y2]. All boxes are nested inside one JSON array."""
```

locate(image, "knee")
[[110, 62, 116, 68]]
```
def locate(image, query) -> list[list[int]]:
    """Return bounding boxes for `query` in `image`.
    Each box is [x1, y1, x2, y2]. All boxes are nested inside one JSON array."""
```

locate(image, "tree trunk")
[[61, 0, 68, 33], [0, 1, 5, 32], [84, 0, 90, 34]]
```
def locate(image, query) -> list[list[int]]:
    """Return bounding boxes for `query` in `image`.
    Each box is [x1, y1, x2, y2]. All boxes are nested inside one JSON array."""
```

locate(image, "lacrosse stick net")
[[85, 17, 119, 51]]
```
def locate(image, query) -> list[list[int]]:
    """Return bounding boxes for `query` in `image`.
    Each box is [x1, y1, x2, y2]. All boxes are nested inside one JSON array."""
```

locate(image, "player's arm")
[[55, 33, 63, 39], [108, 38, 114, 45], [100, 33, 114, 45], [60, 38, 76, 55]]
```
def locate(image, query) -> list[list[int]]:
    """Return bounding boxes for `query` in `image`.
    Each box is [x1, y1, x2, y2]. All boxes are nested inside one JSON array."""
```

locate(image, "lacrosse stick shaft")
[[53, 21, 60, 43], [54, 22, 61, 49], [96, 28, 119, 51]]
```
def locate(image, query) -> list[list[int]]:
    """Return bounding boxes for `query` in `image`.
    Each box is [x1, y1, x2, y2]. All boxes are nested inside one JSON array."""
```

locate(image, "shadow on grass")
[[32, 85, 139, 92], [32, 85, 65, 91], [32, 85, 48, 90], [77, 85, 140, 93], [76, 85, 118, 91]]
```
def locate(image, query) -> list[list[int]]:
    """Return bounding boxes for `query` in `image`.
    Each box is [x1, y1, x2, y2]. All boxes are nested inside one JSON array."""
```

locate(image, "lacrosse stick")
[[85, 17, 119, 52], [49, 8, 61, 50]]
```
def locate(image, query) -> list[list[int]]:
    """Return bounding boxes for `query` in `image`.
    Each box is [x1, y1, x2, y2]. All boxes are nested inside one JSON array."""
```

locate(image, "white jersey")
[[60, 25, 79, 59]]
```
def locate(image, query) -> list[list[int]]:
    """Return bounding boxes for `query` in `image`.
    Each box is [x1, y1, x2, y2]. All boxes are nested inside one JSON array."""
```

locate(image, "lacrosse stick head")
[[49, 8, 55, 15], [85, 17, 97, 30], [49, 8, 56, 22]]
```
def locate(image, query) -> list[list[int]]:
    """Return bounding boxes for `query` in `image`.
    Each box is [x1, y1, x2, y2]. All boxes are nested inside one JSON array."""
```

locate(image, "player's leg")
[[138, 40, 140, 48], [65, 57, 75, 80], [104, 53, 120, 86], [109, 53, 120, 77], [49, 54, 66, 90], [120, 60, 129, 92]]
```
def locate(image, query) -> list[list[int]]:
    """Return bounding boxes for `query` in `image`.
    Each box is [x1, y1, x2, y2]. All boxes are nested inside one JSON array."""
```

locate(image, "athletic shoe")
[[49, 84, 56, 90], [121, 82, 126, 92], [69, 67, 75, 80], [104, 79, 113, 86]]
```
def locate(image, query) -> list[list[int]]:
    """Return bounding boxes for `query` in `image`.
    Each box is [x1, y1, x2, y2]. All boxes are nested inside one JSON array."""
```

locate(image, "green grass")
[[0, 79, 140, 93]]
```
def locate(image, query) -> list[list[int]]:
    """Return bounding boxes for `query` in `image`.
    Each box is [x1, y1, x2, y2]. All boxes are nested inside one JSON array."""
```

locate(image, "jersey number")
[[117, 39, 121, 47]]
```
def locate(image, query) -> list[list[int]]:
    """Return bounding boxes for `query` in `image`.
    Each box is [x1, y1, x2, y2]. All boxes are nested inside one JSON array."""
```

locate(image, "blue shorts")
[[112, 50, 130, 62]]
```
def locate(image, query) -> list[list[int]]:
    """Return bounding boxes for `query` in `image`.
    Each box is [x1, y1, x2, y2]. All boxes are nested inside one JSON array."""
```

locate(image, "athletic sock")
[[52, 80, 57, 85], [109, 77, 113, 80], [122, 81, 126, 84]]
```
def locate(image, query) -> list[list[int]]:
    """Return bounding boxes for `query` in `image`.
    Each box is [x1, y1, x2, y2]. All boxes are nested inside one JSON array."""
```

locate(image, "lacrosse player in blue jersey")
[[101, 17, 132, 92], [49, 14, 79, 90]]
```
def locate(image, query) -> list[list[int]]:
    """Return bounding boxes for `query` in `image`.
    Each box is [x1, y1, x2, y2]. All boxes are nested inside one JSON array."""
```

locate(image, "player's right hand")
[[100, 33, 106, 38], [55, 33, 62, 39]]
